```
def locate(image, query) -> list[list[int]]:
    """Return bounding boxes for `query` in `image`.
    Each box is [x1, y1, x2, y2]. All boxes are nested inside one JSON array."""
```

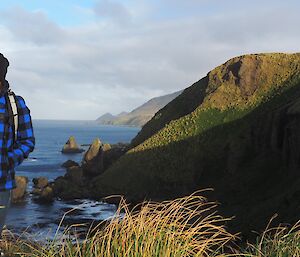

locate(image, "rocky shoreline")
[[12, 136, 129, 205]]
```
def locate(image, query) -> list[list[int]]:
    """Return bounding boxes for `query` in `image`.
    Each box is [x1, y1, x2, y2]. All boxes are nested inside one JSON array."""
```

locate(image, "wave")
[[25, 157, 38, 162]]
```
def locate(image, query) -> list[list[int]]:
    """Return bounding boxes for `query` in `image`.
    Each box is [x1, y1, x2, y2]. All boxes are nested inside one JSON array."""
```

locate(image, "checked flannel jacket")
[[0, 81, 35, 191]]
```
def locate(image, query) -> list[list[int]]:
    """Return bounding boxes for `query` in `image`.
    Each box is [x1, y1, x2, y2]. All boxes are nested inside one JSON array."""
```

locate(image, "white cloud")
[[0, 6, 66, 45], [93, 0, 132, 26], [0, 1, 299, 120]]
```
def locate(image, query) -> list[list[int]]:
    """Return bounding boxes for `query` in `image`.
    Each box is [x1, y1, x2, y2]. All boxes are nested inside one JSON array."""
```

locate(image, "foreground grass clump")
[[1, 193, 300, 256], [243, 218, 300, 257], [0, 192, 235, 257]]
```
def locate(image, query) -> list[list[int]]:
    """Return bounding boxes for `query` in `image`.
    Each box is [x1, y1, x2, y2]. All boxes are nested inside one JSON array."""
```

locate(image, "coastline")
[[7, 121, 140, 237]]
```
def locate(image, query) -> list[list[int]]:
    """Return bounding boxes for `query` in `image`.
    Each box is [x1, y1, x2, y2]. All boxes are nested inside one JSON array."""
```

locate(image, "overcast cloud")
[[0, 0, 299, 120]]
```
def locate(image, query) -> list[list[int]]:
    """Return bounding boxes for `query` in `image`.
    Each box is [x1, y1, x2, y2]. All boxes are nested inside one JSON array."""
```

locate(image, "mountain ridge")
[[96, 90, 182, 127]]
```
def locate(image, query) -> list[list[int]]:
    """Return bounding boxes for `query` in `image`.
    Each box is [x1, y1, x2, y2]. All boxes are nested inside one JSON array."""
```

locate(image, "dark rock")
[[61, 136, 84, 154], [12, 176, 28, 203], [52, 140, 129, 200], [33, 177, 49, 189], [61, 160, 79, 168], [52, 164, 87, 200], [103, 143, 128, 170], [31, 188, 42, 195], [82, 138, 104, 177], [52, 177, 89, 200], [65, 166, 84, 185], [51, 141, 129, 200], [33, 186, 54, 204], [49, 181, 55, 186], [52, 177, 67, 195], [53, 161, 91, 200], [39, 186, 54, 203]]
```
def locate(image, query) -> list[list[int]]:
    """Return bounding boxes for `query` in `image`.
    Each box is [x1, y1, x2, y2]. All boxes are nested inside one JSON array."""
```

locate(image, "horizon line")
[[32, 118, 96, 121]]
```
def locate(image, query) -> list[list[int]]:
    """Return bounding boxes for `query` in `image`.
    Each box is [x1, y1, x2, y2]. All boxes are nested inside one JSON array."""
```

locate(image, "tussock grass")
[[242, 216, 300, 257], [0, 191, 235, 257], [98, 191, 235, 257], [1, 193, 300, 256]]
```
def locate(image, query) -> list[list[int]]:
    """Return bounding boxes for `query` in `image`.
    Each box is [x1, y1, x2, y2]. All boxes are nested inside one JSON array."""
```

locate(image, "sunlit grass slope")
[[131, 53, 300, 148], [92, 53, 300, 199]]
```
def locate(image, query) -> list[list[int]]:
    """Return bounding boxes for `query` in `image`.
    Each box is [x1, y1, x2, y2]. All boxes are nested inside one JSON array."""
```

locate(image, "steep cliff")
[[91, 53, 300, 235]]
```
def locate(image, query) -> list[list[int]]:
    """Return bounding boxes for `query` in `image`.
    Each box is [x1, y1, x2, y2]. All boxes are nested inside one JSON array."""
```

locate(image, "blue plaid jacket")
[[0, 81, 35, 191]]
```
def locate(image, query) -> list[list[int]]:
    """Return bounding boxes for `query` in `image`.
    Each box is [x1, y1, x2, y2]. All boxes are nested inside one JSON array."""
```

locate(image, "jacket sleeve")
[[7, 95, 35, 169]]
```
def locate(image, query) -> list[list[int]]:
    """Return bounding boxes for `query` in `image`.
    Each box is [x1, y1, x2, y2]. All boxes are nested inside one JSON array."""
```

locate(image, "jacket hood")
[[0, 80, 10, 97]]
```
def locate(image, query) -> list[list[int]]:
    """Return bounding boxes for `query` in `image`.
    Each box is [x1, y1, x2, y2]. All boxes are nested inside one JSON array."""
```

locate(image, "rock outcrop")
[[102, 143, 111, 152], [53, 166, 89, 199], [33, 177, 48, 189], [38, 186, 54, 203], [32, 177, 54, 203], [64, 166, 85, 185], [53, 139, 127, 200], [61, 160, 79, 168], [103, 143, 128, 170], [12, 176, 28, 203], [82, 138, 104, 177], [61, 136, 84, 154], [53, 177, 89, 200]]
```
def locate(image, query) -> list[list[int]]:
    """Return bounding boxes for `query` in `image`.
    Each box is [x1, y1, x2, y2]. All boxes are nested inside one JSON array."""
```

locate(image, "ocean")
[[5, 119, 140, 237]]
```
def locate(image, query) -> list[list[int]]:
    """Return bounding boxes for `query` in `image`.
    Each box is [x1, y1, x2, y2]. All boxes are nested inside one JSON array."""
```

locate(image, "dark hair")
[[0, 53, 9, 80]]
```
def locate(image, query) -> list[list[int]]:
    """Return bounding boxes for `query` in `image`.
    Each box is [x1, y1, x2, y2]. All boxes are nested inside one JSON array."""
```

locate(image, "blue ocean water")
[[5, 119, 140, 236]]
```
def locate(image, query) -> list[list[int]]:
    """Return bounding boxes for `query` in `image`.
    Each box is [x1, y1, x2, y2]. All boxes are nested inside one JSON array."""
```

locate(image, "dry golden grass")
[[242, 215, 300, 257], [0, 191, 236, 257], [2, 192, 299, 257]]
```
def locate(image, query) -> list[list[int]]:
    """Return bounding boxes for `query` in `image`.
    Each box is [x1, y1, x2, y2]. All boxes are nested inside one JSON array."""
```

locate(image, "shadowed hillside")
[[91, 53, 300, 236]]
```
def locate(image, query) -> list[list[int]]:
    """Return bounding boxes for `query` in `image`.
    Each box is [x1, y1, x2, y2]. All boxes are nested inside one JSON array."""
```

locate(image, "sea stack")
[[82, 138, 104, 177], [61, 136, 84, 153]]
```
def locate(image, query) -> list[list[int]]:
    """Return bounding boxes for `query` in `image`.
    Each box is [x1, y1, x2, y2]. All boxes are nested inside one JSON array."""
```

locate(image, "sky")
[[0, 0, 299, 120]]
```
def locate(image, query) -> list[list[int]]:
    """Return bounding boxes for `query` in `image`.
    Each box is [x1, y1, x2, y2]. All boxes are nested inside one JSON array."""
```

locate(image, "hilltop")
[[95, 112, 120, 124], [91, 53, 300, 235], [96, 90, 182, 127]]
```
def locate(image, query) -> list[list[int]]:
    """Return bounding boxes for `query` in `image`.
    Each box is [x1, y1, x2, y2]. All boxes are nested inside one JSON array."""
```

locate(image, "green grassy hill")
[[91, 53, 300, 235]]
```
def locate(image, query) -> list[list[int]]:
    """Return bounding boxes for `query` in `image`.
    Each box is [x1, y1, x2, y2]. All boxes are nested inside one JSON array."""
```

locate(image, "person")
[[0, 53, 35, 238]]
